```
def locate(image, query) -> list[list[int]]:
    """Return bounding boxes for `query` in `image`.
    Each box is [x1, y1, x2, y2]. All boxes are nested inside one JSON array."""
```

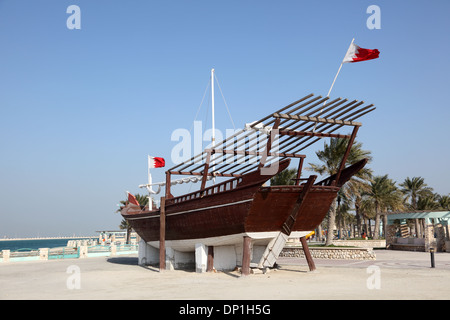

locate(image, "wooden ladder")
[[258, 175, 317, 269]]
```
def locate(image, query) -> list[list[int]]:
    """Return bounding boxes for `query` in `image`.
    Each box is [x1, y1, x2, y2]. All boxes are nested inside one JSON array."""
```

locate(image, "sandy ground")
[[1, 250, 450, 300]]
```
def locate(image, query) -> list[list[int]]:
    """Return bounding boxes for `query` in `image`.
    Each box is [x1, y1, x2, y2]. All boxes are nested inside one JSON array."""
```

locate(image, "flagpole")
[[326, 38, 354, 99], [148, 155, 153, 210], [314, 38, 355, 131]]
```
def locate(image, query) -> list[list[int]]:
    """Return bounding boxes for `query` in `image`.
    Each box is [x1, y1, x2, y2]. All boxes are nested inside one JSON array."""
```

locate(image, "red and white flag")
[[127, 191, 140, 206], [148, 156, 165, 168], [342, 43, 380, 63]]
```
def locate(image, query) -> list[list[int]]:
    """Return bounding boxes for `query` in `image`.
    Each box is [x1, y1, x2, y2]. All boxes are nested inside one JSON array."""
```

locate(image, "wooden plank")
[[294, 157, 304, 186], [249, 93, 316, 129], [241, 236, 252, 276], [208, 148, 306, 159], [278, 130, 351, 139], [300, 236, 316, 272], [207, 246, 214, 272], [281, 175, 317, 235], [259, 118, 280, 169], [169, 170, 242, 178], [334, 125, 359, 185], [258, 232, 289, 268], [275, 101, 365, 154], [165, 172, 173, 198], [274, 113, 362, 127], [200, 151, 211, 190], [159, 197, 166, 271]]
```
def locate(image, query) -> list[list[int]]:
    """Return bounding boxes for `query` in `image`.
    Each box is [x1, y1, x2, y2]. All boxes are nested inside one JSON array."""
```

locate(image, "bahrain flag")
[[343, 43, 380, 63]]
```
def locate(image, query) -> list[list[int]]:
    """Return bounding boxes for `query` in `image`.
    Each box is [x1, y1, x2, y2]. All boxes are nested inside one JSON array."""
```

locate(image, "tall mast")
[[211, 68, 216, 183], [211, 68, 215, 148]]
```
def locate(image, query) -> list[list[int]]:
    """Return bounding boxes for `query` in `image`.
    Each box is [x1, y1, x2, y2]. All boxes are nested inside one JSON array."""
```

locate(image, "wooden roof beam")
[[207, 148, 306, 159], [278, 130, 351, 139], [273, 113, 362, 127], [168, 170, 242, 178]]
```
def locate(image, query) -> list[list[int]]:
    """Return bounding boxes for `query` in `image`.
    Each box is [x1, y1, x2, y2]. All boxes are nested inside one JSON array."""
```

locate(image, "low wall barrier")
[[280, 246, 376, 260], [331, 239, 386, 248], [0, 244, 138, 263]]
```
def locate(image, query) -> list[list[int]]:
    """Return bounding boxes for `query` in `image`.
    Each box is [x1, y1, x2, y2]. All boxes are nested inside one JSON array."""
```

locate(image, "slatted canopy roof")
[[167, 93, 376, 178], [387, 211, 450, 225]]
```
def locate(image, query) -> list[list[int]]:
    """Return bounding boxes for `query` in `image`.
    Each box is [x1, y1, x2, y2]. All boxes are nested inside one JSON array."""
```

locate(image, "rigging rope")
[[189, 79, 210, 134], [144, 71, 236, 196], [214, 73, 235, 130]]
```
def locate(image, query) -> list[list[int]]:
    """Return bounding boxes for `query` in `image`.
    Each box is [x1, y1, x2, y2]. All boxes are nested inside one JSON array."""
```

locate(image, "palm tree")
[[116, 194, 151, 244], [437, 195, 450, 210], [359, 197, 376, 238], [362, 175, 404, 239], [400, 177, 433, 209], [400, 177, 433, 237], [335, 194, 355, 239], [417, 193, 440, 210], [308, 138, 372, 245], [350, 179, 375, 238], [270, 168, 298, 186]]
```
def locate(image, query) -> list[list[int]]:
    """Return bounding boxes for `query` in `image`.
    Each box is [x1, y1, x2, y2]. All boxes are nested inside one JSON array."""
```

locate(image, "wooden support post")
[[241, 236, 252, 276], [258, 118, 280, 169], [294, 157, 305, 186], [165, 172, 172, 198], [300, 236, 316, 272], [334, 125, 359, 185], [207, 246, 214, 272], [159, 197, 166, 271], [201, 151, 211, 190]]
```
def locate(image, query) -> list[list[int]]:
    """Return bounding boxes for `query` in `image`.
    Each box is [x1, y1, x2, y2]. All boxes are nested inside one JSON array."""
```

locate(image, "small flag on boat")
[[127, 191, 140, 206], [148, 156, 165, 168], [342, 43, 380, 63]]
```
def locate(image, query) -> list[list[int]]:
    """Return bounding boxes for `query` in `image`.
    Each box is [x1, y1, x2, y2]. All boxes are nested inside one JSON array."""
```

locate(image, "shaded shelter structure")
[[386, 211, 450, 252]]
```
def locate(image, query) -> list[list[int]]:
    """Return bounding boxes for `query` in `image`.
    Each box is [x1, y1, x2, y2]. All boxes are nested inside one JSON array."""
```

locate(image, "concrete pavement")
[[278, 249, 450, 269], [1, 250, 450, 300]]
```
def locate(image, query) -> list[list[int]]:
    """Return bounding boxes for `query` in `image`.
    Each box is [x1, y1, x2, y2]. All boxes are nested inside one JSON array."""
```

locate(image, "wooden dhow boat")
[[121, 93, 375, 273]]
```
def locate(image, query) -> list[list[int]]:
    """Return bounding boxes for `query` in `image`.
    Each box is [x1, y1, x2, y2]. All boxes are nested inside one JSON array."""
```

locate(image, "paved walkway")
[[278, 249, 450, 270], [1, 250, 450, 300]]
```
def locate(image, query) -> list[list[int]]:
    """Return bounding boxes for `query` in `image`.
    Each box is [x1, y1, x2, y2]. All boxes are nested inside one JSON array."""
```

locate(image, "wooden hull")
[[125, 186, 256, 243], [124, 184, 337, 241], [246, 185, 339, 233], [122, 159, 367, 249]]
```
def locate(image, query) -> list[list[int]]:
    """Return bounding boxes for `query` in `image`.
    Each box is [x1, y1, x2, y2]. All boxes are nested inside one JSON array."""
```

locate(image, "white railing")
[[0, 244, 138, 263]]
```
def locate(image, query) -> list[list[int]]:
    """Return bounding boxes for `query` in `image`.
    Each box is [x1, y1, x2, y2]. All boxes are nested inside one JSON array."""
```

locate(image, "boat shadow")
[[106, 257, 163, 273], [106, 256, 139, 266], [277, 268, 309, 274], [105, 257, 309, 275]]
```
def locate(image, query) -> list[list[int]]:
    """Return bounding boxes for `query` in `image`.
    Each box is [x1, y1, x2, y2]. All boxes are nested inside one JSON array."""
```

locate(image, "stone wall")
[[280, 246, 376, 260], [424, 224, 437, 252], [331, 240, 386, 248]]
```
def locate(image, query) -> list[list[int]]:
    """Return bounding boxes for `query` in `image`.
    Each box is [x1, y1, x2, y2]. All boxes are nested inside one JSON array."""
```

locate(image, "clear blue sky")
[[0, 0, 449, 237]]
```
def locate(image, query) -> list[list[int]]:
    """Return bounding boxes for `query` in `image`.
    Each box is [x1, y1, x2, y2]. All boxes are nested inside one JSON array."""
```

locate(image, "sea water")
[[0, 238, 94, 251]]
